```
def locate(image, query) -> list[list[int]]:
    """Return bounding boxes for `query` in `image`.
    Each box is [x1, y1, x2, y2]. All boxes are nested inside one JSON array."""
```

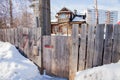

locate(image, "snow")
[[75, 61, 120, 80], [51, 18, 58, 22], [0, 41, 41, 80], [0, 41, 67, 80], [72, 17, 85, 22]]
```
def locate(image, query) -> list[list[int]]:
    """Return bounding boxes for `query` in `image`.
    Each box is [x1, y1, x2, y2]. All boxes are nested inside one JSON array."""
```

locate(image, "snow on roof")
[[72, 17, 85, 22], [51, 18, 58, 22]]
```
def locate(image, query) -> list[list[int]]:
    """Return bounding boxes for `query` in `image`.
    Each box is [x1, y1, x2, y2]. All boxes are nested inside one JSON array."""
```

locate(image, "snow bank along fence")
[[0, 24, 120, 80], [0, 27, 42, 68]]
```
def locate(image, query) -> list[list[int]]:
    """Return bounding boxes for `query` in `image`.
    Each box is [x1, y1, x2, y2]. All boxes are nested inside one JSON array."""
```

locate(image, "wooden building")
[[51, 7, 86, 35]]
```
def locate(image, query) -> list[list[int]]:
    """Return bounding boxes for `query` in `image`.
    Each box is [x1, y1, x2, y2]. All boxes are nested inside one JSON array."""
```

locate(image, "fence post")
[[69, 24, 79, 80]]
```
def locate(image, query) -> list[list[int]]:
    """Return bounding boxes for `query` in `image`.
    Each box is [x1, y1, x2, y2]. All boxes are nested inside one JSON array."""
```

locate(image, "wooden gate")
[[42, 36, 72, 78]]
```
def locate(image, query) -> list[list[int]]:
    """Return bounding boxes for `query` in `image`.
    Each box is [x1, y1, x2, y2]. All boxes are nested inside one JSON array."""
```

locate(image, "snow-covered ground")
[[0, 41, 67, 80], [75, 61, 120, 80], [0, 41, 41, 80], [3, 41, 120, 80]]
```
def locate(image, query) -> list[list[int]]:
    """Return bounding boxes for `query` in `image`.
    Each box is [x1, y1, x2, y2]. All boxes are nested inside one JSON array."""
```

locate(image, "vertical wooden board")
[[7, 29, 10, 42], [3, 29, 5, 41], [54, 36, 69, 78], [8, 28, 12, 43], [62, 36, 70, 77], [0, 29, 2, 41], [79, 24, 87, 70], [86, 25, 95, 69], [112, 24, 120, 63], [55, 36, 62, 76], [17, 28, 20, 48], [69, 24, 79, 80], [18, 28, 23, 51], [93, 24, 105, 67], [10, 28, 15, 44], [14, 28, 18, 47], [28, 28, 34, 58], [5, 29, 8, 42], [51, 36, 56, 75], [32, 28, 41, 66], [22, 28, 27, 56], [36, 27, 42, 67], [43, 36, 52, 75], [103, 24, 113, 64], [24, 28, 29, 57], [4, 29, 7, 42]]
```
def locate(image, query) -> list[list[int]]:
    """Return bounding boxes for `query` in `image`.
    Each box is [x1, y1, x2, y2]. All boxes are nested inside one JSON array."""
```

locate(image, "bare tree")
[[9, 0, 13, 27], [0, 0, 34, 28]]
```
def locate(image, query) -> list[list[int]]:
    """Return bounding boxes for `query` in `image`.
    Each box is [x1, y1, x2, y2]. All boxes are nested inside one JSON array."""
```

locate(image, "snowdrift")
[[0, 42, 41, 80], [75, 61, 120, 80]]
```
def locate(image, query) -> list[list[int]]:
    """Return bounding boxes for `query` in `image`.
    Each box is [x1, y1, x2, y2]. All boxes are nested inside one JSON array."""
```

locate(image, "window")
[[36, 17, 39, 27], [60, 14, 66, 19]]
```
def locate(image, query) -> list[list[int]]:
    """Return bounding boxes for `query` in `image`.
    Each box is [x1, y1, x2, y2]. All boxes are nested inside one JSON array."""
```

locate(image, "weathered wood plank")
[[103, 24, 113, 64], [36, 27, 42, 67], [69, 24, 79, 80], [86, 25, 95, 69], [93, 24, 105, 67], [112, 24, 120, 63], [79, 24, 87, 70], [54, 36, 69, 78], [43, 36, 52, 75], [14, 28, 18, 47]]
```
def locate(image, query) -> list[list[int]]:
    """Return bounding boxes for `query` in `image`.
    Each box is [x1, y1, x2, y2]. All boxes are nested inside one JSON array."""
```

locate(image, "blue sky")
[[51, 0, 120, 20]]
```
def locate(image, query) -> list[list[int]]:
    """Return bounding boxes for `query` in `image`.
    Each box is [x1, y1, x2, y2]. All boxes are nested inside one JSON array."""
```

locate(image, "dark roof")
[[71, 14, 86, 22], [57, 7, 73, 14]]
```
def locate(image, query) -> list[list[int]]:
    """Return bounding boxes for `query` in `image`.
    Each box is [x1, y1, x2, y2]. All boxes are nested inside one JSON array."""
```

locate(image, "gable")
[[57, 7, 73, 14]]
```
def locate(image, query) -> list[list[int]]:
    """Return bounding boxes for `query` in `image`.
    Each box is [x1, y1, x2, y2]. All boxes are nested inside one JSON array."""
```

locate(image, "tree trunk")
[[9, 0, 13, 27], [39, 0, 51, 35]]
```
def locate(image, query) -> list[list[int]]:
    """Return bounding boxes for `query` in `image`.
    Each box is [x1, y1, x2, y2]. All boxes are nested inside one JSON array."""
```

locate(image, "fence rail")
[[0, 24, 120, 80]]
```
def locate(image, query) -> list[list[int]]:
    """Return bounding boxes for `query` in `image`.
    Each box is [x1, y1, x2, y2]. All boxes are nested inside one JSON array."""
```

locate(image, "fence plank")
[[69, 24, 79, 80], [93, 24, 105, 67], [103, 24, 113, 64], [112, 24, 120, 63], [79, 24, 87, 70], [86, 25, 95, 69]]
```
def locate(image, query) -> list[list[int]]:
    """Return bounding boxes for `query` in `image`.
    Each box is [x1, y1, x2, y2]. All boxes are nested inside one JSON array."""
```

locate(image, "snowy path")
[[40, 75, 67, 80]]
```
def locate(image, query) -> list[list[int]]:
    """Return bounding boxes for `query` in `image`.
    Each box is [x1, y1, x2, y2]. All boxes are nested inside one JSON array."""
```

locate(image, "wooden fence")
[[0, 24, 120, 80], [0, 27, 42, 68]]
